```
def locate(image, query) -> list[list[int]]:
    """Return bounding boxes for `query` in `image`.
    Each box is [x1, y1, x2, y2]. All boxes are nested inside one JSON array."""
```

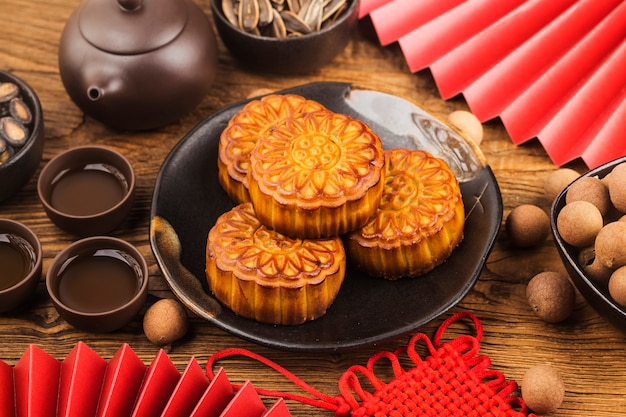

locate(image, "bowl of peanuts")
[[551, 156, 626, 330], [0, 70, 44, 203], [210, 0, 360, 74]]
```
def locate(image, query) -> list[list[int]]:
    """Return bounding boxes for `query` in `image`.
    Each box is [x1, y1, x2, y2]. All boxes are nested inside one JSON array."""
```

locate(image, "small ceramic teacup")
[[0, 218, 42, 312], [46, 236, 148, 332], [37, 146, 135, 237]]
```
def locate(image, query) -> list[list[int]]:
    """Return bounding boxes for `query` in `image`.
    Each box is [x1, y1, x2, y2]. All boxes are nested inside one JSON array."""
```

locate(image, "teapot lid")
[[78, 0, 188, 54]]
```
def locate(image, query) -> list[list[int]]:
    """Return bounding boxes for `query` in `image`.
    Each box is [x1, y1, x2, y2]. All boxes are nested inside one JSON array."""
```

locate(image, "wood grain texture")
[[0, 0, 623, 415]]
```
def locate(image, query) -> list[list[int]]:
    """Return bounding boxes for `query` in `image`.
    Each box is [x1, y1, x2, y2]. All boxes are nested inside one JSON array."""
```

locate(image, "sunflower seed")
[[322, 0, 346, 22], [0, 83, 19, 104], [299, 0, 323, 31], [271, 9, 287, 38], [239, 0, 260, 31], [0, 117, 28, 147], [323, 0, 346, 25], [281, 10, 311, 34], [222, 0, 240, 27], [0, 140, 9, 164], [258, 0, 274, 25], [9, 98, 32, 124]]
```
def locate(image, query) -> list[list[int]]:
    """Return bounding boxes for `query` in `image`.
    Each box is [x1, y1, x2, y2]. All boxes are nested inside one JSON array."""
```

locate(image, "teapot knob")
[[118, 0, 143, 11]]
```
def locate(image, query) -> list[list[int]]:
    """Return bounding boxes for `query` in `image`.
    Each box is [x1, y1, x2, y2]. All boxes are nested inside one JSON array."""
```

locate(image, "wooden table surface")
[[2, 0, 625, 415]]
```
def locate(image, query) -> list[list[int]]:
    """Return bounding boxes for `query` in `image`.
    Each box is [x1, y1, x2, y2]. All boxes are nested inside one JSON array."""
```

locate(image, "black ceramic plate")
[[150, 82, 502, 352]]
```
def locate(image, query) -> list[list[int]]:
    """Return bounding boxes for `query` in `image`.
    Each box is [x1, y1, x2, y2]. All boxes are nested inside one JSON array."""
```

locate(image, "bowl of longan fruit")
[[551, 156, 626, 331]]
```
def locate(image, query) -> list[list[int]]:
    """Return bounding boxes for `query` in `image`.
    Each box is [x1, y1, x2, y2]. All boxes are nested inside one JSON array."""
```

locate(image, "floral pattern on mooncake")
[[248, 110, 385, 239], [345, 148, 465, 279], [218, 94, 326, 204], [206, 203, 346, 325]]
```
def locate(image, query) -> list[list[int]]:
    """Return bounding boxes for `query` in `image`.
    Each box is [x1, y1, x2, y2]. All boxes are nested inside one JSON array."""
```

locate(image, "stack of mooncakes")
[[207, 94, 465, 325]]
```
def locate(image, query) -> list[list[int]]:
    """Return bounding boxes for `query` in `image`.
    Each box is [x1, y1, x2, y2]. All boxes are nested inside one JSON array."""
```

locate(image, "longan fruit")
[[565, 176, 611, 216], [505, 204, 550, 248], [447, 110, 483, 145], [608, 266, 626, 307], [246, 88, 275, 99], [544, 168, 579, 201], [556, 200, 603, 247], [522, 365, 565, 414], [578, 246, 613, 286], [607, 162, 626, 213], [595, 222, 626, 269], [143, 298, 189, 347], [526, 271, 575, 323]]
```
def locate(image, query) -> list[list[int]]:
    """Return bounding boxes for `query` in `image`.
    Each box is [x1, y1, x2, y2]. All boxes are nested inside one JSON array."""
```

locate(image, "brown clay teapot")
[[58, 0, 218, 131]]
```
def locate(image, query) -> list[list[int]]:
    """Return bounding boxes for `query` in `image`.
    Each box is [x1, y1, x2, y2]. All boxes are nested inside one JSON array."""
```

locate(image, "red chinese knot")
[[207, 312, 540, 417]]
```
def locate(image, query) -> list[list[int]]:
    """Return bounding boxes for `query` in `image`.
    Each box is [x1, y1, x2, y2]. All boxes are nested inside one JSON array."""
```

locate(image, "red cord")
[[206, 347, 349, 414], [205, 312, 537, 417]]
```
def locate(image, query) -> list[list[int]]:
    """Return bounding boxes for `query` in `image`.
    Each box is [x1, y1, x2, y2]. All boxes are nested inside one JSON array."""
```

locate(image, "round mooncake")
[[344, 148, 465, 279], [218, 94, 327, 204], [247, 109, 385, 239], [206, 202, 346, 325]]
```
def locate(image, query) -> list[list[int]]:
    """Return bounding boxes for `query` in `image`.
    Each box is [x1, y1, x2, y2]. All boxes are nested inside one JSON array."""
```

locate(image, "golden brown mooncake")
[[206, 202, 346, 325], [247, 109, 385, 239], [344, 148, 465, 280], [218, 94, 327, 204]]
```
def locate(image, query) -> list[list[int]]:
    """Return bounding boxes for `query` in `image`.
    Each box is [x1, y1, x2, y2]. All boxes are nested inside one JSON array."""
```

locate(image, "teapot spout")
[[87, 86, 103, 101], [82, 74, 123, 103]]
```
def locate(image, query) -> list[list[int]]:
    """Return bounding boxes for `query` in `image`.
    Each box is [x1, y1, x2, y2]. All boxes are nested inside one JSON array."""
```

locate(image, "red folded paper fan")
[[360, 0, 626, 169], [0, 343, 291, 417], [207, 312, 541, 417]]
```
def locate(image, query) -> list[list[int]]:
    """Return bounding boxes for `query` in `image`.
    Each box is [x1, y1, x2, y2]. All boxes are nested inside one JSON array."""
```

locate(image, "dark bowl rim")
[[37, 145, 136, 220], [210, 0, 360, 42], [45, 235, 149, 317]]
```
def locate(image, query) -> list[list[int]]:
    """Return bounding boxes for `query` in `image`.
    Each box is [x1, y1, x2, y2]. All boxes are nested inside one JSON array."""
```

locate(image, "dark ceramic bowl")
[[0, 219, 42, 312], [37, 146, 135, 237], [211, 0, 359, 73], [551, 156, 626, 331], [46, 236, 148, 332], [0, 71, 45, 203]]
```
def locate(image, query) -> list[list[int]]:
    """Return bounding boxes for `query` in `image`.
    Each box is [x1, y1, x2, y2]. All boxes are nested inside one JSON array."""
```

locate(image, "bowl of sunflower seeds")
[[0, 70, 44, 203], [211, 0, 359, 73]]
